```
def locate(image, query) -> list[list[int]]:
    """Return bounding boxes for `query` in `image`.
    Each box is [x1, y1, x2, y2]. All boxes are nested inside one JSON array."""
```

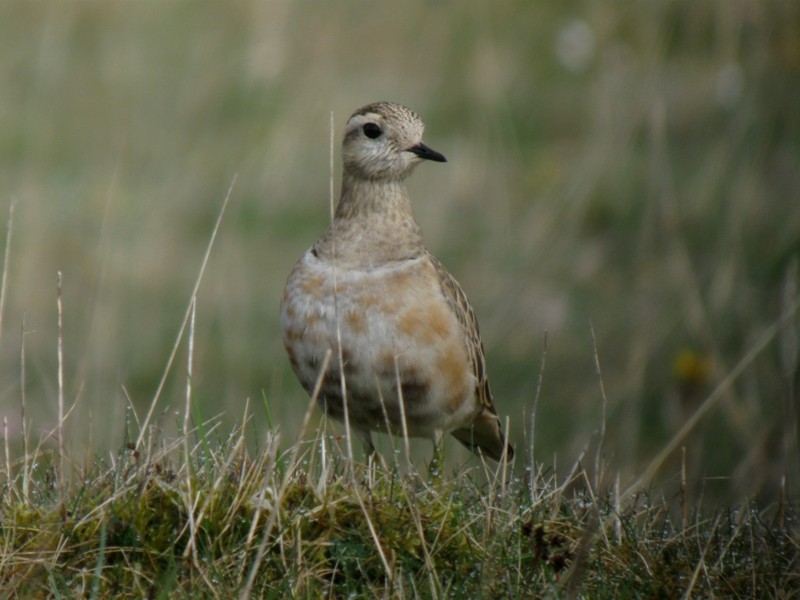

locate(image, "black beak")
[[408, 142, 447, 163]]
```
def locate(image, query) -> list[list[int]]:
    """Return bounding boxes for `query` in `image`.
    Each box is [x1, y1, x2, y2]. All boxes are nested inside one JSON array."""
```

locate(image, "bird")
[[280, 101, 513, 462]]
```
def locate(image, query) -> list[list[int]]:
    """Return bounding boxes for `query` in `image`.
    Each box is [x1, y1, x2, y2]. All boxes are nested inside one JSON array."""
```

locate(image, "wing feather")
[[427, 253, 513, 461]]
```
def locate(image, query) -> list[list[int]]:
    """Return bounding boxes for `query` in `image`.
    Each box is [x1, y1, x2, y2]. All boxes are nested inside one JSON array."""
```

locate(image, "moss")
[[0, 443, 796, 598]]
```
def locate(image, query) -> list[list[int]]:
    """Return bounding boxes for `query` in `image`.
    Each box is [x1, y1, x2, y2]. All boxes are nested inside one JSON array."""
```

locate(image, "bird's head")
[[342, 101, 446, 181]]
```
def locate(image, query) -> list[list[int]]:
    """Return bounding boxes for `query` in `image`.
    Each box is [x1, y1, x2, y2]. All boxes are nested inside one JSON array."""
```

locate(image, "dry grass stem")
[[0, 196, 16, 349], [528, 331, 547, 489], [56, 270, 65, 493], [135, 174, 237, 449], [589, 321, 607, 492], [625, 294, 800, 498]]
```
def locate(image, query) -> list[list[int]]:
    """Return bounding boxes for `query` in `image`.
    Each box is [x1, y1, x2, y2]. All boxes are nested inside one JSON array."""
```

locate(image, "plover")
[[280, 101, 513, 462]]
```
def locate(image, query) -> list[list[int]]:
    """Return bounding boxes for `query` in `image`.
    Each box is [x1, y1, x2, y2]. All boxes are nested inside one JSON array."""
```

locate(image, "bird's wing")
[[427, 253, 513, 461]]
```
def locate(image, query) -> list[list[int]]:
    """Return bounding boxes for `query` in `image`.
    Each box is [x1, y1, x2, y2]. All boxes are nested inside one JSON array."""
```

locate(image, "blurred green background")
[[0, 1, 798, 501]]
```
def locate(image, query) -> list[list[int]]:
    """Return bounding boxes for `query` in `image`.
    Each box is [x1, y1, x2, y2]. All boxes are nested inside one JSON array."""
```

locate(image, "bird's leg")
[[360, 431, 377, 460], [360, 431, 387, 483], [428, 430, 445, 482], [356, 431, 375, 488]]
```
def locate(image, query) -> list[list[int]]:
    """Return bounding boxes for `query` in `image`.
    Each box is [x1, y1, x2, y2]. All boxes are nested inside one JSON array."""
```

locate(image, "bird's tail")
[[450, 411, 514, 462]]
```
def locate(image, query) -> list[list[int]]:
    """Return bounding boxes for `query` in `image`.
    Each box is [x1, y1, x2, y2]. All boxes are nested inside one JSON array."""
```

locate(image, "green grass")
[[0, 0, 798, 498], [0, 0, 799, 595], [1, 417, 796, 598]]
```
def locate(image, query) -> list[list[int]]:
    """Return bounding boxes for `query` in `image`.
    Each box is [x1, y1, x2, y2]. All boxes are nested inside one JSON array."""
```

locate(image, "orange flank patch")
[[359, 291, 383, 311], [397, 309, 425, 340], [426, 303, 454, 339], [345, 310, 367, 334], [397, 303, 452, 344], [436, 340, 470, 413], [300, 274, 326, 298], [377, 348, 399, 377], [382, 269, 413, 296]]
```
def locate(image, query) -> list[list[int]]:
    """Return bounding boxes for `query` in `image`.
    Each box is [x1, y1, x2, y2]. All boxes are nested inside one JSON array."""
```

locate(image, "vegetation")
[[1, 418, 796, 598], [0, 0, 798, 596]]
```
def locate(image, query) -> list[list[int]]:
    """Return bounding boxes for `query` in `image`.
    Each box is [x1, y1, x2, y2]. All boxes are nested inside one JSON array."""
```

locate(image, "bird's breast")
[[280, 251, 478, 435]]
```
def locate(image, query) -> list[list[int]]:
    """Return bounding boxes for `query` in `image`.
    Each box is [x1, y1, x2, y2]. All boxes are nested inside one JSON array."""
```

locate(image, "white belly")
[[280, 251, 478, 437]]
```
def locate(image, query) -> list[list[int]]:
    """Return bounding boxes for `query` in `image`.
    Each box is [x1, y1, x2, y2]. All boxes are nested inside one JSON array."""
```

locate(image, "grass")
[[1, 413, 796, 598], [0, 0, 798, 497], [0, 213, 795, 595], [0, 0, 799, 596]]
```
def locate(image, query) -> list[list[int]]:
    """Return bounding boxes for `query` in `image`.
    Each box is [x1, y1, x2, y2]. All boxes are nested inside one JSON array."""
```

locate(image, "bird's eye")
[[363, 123, 382, 139]]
